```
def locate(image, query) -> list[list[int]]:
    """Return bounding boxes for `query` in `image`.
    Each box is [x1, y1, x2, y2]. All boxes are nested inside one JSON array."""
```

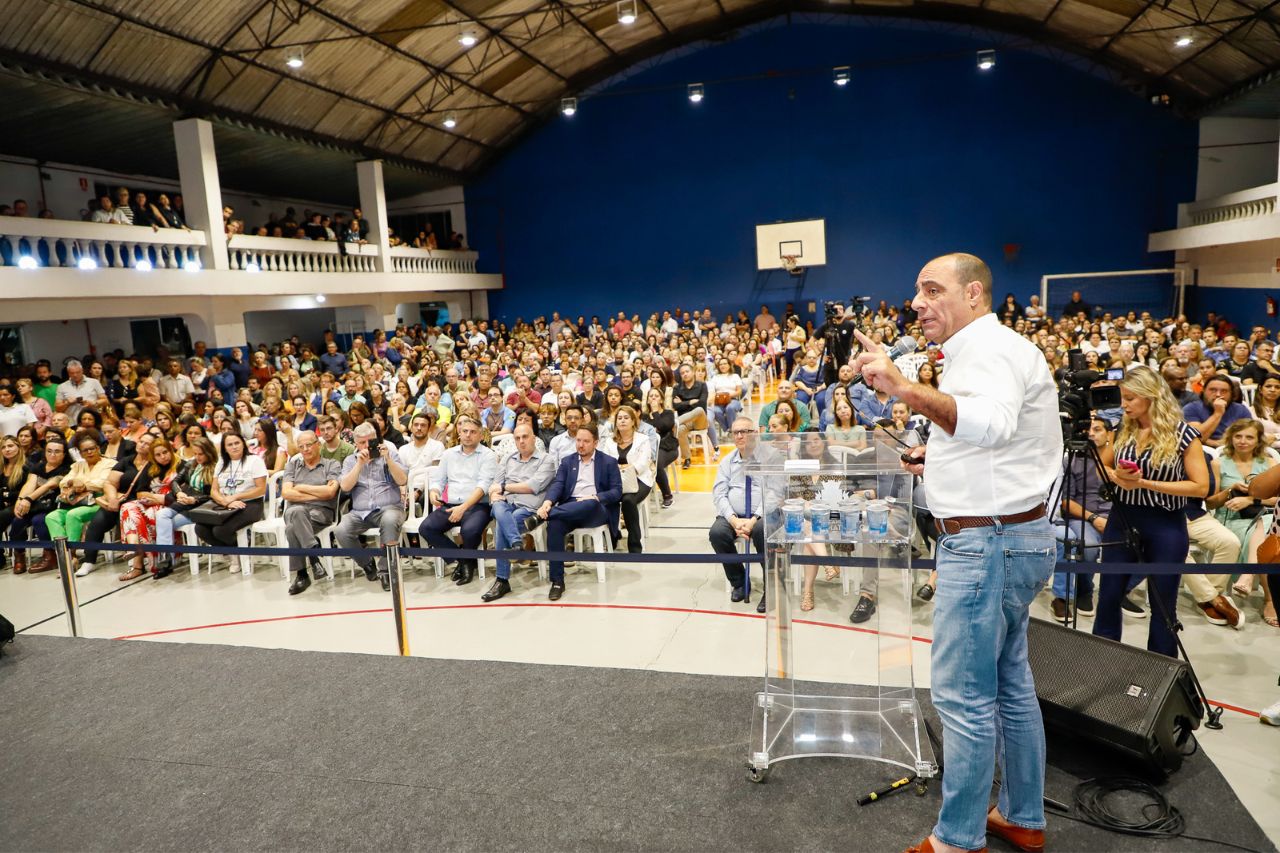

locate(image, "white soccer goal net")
[[1040, 268, 1188, 321]]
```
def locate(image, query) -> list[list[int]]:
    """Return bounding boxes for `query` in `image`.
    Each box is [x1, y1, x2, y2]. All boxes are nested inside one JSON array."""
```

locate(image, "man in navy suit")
[[525, 422, 622, 600]]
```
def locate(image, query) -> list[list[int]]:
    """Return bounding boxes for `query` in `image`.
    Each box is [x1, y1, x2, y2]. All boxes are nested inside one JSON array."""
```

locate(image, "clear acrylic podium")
[[743, 429, 937, 783]]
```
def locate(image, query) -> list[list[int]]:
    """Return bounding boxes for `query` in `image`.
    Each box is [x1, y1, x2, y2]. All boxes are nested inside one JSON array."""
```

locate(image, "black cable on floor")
[[1053, 776, 1265, 853]]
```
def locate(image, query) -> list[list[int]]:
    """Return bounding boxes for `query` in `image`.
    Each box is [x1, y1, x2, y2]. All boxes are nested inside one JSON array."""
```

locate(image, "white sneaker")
[[75, 562, 96, 577], [1261, 700, 1280, 727]]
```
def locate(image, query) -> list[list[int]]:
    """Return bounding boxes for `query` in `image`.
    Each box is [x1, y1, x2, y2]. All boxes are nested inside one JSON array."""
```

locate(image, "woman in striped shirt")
[[1093, 366, 1210, 656]]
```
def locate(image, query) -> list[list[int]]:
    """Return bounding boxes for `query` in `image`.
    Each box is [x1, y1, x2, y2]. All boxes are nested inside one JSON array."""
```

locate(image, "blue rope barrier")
[[4, 541, 1278, 574]]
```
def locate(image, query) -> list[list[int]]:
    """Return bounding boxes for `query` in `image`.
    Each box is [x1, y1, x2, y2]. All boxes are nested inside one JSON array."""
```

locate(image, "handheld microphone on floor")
[[857, 776, 915, 806], [850, 335, 918, 387]]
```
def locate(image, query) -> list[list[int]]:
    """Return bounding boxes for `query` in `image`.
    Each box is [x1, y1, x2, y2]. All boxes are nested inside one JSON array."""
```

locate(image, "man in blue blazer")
[[525, 422, 622, 600]]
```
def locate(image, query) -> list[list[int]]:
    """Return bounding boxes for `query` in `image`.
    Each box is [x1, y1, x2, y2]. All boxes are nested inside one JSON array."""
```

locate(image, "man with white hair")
[[336, 422, 408, 591], [55, 360, 108, 420]]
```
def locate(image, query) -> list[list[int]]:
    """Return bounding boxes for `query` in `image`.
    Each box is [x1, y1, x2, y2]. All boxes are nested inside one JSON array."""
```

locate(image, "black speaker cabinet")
[[1026, 618, 1204, 775]]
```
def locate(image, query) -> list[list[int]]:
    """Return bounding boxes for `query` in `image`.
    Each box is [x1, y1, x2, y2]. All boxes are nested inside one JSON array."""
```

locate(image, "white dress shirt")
[[923, 312, 1062, 519]]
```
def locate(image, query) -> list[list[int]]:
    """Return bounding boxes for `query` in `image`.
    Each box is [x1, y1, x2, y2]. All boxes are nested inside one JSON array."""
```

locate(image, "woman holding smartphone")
[[1093, 366, 1209, 656]]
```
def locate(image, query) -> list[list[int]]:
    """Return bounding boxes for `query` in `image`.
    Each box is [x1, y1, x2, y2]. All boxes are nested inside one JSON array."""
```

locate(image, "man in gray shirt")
[[283, 431, 342, 596], [420, 415, 498, 587], [482, 422, 557, 602], [337, 422, 408, 590], [55, 360, 108, 420]]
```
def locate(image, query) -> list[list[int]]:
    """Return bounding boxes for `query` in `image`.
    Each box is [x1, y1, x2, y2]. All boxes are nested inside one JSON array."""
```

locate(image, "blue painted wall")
[[466, 18, 1198, 324]]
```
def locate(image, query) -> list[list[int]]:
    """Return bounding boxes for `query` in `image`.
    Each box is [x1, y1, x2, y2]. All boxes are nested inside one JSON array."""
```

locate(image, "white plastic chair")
[[687, 429, 714, 464], [894, 353, 928, 383], [569, 524, 611, 583], [246, 471, 289, 579]]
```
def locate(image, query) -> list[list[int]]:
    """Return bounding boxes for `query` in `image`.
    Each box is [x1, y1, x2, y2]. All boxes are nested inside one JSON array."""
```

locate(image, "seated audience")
[[337, 422, 408, 590]]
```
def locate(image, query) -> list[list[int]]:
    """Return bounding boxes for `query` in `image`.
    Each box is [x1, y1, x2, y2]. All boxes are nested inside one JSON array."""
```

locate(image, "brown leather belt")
[[934, 503, 1046, 536]]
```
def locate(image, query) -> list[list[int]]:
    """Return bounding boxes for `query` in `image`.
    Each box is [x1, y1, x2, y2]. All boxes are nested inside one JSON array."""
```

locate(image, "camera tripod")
[[1048, 431, 1224, 731]]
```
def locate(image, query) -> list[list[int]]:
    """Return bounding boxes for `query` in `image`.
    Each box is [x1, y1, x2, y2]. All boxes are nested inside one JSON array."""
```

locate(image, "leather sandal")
[[800, 590, 814, 612], [825, 567, 840, 582], [118, 565, 146, 581]]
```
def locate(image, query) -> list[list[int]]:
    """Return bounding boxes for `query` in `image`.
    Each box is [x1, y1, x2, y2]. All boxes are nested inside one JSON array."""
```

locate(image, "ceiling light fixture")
[[286, 49, 304, 69], [561, 96, 578, 117], [1174, 35, 1194, 47], [687, 83, 705, 103], [977, 49, 995, 71], [458, 26, 478, 48], [617, 0, 637, 25], [833, 66, 850, 86], [443, 113, 458, 128]]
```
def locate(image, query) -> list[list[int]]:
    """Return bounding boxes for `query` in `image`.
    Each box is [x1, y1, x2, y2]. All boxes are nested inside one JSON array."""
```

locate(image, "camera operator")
[[816, 301, 857, 386]]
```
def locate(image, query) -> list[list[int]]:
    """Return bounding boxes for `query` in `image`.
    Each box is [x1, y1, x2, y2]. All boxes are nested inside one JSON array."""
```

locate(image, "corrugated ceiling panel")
[[987, 0, 1057, 20], [1197, 38, 1269, 82], [1111, 33, 1185, 75], [651, 0, 723, 31], [208, 63, 282, 112], [88, 22, 211, 90], [111, 0, 260, 44], [1046, 0, 1124, 45], [1170, 62, 1232, 97], [591, 16, 666, 54], [311, 103, 387, 139], [1, 0, 117, 66], [521, 29, 610, 77], [491, 63, 560, 105], [255, 79, 347, 129]]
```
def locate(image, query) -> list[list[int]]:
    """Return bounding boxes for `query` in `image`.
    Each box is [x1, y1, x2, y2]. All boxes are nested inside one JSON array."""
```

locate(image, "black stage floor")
[[0, 636, 1271, 852]]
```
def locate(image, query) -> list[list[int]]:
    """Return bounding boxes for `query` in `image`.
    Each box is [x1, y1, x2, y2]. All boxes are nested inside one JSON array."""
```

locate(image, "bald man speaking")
[[853, 253, 1061, 853]]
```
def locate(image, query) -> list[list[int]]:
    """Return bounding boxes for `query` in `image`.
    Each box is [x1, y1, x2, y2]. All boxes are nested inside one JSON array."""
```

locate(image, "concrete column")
[[357, 159, 391, 273], [208, 300, 247, 351], [173, 118, 229, 271]]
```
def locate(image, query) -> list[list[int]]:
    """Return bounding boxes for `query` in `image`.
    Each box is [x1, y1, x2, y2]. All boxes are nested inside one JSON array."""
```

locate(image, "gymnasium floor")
[[4, 394, 1278, 846]]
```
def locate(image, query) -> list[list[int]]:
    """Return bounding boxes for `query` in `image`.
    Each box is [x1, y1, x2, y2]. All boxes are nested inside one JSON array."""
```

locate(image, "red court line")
[[109, 602, 1260, 718]]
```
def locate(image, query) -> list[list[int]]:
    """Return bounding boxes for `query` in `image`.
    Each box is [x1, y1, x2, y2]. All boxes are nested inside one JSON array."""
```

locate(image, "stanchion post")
[[386, 544, 410, 657], [54, 536, 81, 638]]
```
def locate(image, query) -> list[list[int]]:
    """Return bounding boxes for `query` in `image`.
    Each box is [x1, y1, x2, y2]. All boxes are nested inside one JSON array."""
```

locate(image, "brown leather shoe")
[[12, 550, 27, 574], [1210, 594, 1245, 629], [904, 837, 987, 853], [986, 812, 1045, 853], [27, 549, 56, 573]]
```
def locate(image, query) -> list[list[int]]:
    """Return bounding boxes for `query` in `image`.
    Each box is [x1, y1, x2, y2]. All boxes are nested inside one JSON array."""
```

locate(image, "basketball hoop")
[[781, 255, 803, 276]]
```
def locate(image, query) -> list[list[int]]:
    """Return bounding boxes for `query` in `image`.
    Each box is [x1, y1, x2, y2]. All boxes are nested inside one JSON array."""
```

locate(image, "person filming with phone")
[[851, 253, 1060, 853], [1092, 365, 1209, 656]]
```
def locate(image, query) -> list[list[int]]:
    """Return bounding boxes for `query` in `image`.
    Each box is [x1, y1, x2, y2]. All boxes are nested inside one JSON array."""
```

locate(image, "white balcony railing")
[[1187, 194, 1277, 226], [1149, 182, 1280, 252], [227, 235, 379, 272], [390, 245, 478, 274], [0, 217, 206, 269]]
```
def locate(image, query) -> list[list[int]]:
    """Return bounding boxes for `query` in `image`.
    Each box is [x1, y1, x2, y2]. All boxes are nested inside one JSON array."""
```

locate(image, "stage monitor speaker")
[[1026, 618, 1203, 775]]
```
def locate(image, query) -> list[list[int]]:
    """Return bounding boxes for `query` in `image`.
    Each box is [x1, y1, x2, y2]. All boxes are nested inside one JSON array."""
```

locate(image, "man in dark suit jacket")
[[525, 423, 622, 600]]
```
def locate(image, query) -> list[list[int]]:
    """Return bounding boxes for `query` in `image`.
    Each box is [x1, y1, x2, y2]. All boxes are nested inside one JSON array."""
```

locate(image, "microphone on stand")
[[850, 335, 918, 387]]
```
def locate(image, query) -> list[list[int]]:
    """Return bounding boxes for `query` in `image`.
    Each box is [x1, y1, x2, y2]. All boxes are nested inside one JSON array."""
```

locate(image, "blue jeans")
[[492, 500, 535, 581], [931, 518, 1055, 851]]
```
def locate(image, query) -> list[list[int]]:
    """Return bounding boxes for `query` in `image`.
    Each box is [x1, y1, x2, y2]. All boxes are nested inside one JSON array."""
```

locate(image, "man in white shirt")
[[158, 358, 196, 405], [420, 415, 497, 586], [55, 360, 109, 420], [398, 412, 445, 490], [547, 405, 584, 461], [854, 253, 1061, 853]]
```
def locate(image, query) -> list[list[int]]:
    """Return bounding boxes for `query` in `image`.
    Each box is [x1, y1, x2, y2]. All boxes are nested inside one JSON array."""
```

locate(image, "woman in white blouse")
[[599, 405, 653, 553]]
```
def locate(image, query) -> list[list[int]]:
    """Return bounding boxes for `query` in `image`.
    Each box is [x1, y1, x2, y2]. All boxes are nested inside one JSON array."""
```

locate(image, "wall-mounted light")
[[183, 259, 202, 272], [617, 0, 637, 25], [561, 96, 578, 117], [134, 259, 153, 272], [77, 256, 97, 270], [687, 83, 705, 103], [245, 262, 261, 273], [833, 66, 850, 87], [17, 255, 37, 269], [315, 293, 327, 303], [977, 49, 996, 71]]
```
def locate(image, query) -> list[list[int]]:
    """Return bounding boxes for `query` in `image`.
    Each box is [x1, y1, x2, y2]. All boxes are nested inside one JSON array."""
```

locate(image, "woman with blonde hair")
[[0, 436, 25, 571], [1094, 366, 1209, 656], [1208, 418, 1278, 626]]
